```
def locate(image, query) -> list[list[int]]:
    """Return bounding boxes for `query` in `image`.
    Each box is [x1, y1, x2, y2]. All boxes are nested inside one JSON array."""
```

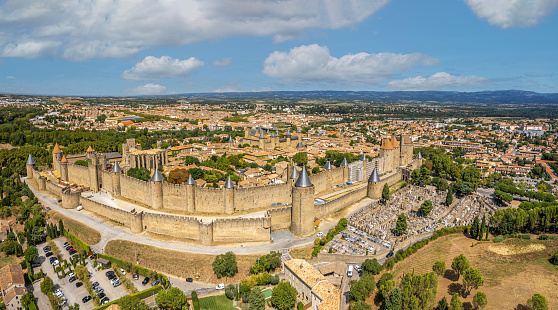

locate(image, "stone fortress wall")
[[27, 134, 421, 245]]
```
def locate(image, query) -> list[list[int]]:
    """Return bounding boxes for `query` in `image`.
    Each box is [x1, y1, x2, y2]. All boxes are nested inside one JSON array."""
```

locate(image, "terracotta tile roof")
[[312, 280, 340, 310], [0, 264, 25, 291], [380, 138, 393, 150], [53, 143, 62, 154], [284, 259, 326, 289]]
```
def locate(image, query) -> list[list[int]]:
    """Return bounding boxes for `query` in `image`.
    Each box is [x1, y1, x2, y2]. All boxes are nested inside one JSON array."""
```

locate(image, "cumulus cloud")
[[465, 0, 558, 28], [122, 56, 204, 82], [387, 72, 489, 90], [0, 0, 390, 60], [124, 83, 167, 95], [263, 44, 439, 84], [213, 58, 232, 67], [6, 76, 15, 79]]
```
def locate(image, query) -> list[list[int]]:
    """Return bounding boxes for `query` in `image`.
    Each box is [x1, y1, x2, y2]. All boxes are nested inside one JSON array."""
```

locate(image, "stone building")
[[121, 138, 168, 172], [0, 264, 27, 310], [241, 127, 303, 150], [284, 259, 340, 310]]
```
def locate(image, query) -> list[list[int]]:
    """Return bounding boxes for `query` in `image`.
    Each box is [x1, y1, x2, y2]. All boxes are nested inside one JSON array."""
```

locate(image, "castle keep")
[[26, 135, 420, 245], [241, 127, 303, 150]]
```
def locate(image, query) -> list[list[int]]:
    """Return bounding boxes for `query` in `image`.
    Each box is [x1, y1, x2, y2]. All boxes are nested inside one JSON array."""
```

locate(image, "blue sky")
[[1, 0, 557, 96]]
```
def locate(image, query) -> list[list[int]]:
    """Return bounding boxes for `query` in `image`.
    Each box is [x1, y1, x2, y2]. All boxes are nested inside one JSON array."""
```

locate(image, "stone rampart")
[[120, 174, 151, 205], [315, 186, 367, 219], [45, 179, 63, 196], [162, 182, 187, 211], [67, 164, 90, 187], [267, 206, 292, 230], [234, 183, 291, 211], [80, 197, 132, 226], [212, 217, 270, 243], [100, 170, 113, 193], [195, 187, 225, 213], [142, 212, 201, 240]]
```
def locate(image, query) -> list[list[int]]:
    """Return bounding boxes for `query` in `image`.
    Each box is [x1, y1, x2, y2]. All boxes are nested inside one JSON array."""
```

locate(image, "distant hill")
[[166, 90, 558, 104]]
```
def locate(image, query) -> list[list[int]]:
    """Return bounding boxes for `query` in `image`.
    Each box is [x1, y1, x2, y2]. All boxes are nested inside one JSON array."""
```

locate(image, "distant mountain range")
[[167, 90, 558, 105]]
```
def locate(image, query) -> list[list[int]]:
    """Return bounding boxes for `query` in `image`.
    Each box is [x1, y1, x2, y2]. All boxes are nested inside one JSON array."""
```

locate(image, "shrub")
[[494, 235, 505, 243], [550, 252, 558, 266], [270, 275, 280, 285]]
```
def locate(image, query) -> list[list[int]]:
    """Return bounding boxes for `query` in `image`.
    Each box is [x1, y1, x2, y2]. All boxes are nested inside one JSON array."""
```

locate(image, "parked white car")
[[120, 268, 126, 275], [317, 232, 324, 237], [76, 205, 83, 211], [216, 283, 225, 290]]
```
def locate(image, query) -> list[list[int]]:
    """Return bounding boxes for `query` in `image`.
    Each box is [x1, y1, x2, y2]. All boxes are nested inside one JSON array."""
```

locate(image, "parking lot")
[[32, 236, 134, 309]]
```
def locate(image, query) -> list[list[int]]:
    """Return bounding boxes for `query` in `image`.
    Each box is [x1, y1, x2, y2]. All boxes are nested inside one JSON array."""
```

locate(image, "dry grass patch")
[[105, 240, 259, 285], [0, 255, 23, 269], [48, 211, 101, 245], [376, 234, 558, 310], [290, 245, 314, 260]]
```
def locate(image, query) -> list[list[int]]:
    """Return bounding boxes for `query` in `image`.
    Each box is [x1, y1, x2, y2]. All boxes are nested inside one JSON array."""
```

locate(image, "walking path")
[[25, 177, 373, 255]]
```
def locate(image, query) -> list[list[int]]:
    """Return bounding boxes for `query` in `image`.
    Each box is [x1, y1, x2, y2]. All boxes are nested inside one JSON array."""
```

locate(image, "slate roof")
[[323, 161, 332, 170], [340, 158, 348, 166], [295, 166, 312, 188], [111, 162, 122, 173], [368, 168, 380, 182], [26, 154, 35, 165], [290, 167, 299, 179], [186, 175, 196, 185], [224, 176, 234, 188], [150, 169, 164, 182]]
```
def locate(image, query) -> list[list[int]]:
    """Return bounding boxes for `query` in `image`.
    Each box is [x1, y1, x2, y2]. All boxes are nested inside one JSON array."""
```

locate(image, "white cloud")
[[213, 58, 232, 67], [263, 44, 439, 84], [0, 40, 61, 58], [122, 56, 204, 82], [388, 72, 489, 90], [214, 81, 242, 92], [0, 0, 390, 60], [124, 83, 167, 95], [6, 76, 15, 79], [465, 0, 558, 28]]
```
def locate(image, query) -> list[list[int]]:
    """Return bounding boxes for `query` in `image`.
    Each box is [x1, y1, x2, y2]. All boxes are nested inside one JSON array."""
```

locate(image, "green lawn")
[[198, 294, 236, 310], [262, 288, 272, 299]]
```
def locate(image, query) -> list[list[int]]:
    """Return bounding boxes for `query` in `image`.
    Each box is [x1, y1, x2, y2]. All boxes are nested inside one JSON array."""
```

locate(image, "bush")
[[270, 275, 280, 285], [212, 251, 238, 278], [494, 235, 505, 243], [93, 285, 161, 310], [550, 253, 558, 266]]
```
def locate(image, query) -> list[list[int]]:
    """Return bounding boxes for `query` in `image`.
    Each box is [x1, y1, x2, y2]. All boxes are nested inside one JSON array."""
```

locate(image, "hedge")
[[97, 253, 170, 289], [63, 229, 91, 253], [92, 285, 162, 310]]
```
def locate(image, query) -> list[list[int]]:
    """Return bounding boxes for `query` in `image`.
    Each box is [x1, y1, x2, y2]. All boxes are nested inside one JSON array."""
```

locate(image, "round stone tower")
[[291, 166, 315, 237], [111, 162, 122, 197], [186, 175, 196, 213], [223, 176, 235, 214], [150, 168, 164, 209], [26, 154, 35, 179], [367, 168, 381, 199]]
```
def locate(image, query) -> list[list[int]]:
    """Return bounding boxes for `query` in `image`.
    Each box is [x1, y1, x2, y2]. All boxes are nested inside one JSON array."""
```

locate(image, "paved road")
[[25, 177, 374, 256]]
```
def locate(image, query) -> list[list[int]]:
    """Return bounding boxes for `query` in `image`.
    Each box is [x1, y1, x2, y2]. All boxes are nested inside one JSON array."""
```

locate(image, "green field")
[[198, 294, 236, 310]]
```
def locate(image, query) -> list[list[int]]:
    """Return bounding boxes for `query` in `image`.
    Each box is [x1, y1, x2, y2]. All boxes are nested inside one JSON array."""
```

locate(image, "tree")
[[451, 254, 470, 280], [212, 251, 238, 278], [382, 183, 390, 202], [349, 275, 376, 302], [432, 260, 446, 276], [22, 293, 35, 308], [384, 288, 402, 310], [395, 213, 407, 234], [167, 169, 190, 184], [399, 271, 437, 309], [420, 200, 433, 216], [29, 225, 46, 245], [473, 291, 488, 309], [118, 295, 151, 310], [450, 293, 463, 310], [361, 258, 383, 275], [292, 152, 308, 166], [297, 301, 305, 310], [58, 219, 65, 234], [270, 281, 297, 310], [24, 246, 38, 263], [446, 188, 453, 206], [249, 287, 265, 310], [155, 287, 189, 310], [353, 301, 372, 310], [471, 216, 480, 240], [74, 265, 88, 281], [527, 293, 548, 310], [462, 268, 484, 296], [40, 276, 54, 295], [183, 156, 200, 166], [127, 167, 151, 181], [436, 297, 449, 310]]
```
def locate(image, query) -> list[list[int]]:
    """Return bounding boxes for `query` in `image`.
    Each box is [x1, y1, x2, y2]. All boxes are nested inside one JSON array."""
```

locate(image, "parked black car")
[[82, 296, 91, 303], [186, 278, 193, 282], [45, 252, 53, 257], [76, 282, 83, 288], [152, 279, 160, 287], [142, 277, 150, 286]]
